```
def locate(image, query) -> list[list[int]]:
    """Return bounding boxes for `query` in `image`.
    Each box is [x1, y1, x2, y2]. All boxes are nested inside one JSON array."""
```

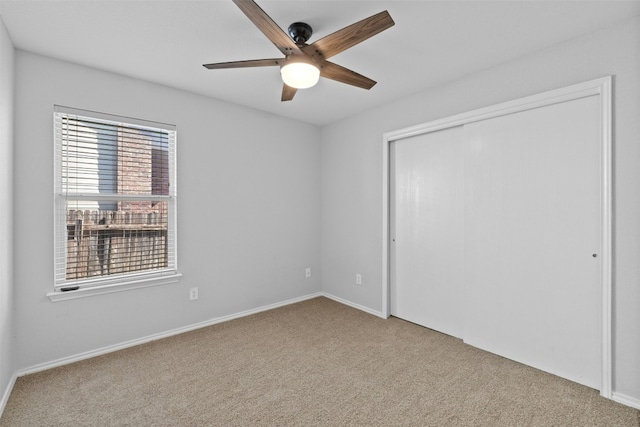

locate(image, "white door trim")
[[381, 76, 612, 398]]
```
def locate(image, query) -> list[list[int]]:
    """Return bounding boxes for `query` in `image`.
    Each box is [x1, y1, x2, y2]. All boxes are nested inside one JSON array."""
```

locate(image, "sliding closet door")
[[463, 95, 601, 389], [390, 126, 464, 338]]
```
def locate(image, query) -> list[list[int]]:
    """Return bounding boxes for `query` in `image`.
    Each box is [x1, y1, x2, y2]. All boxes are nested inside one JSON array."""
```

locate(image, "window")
[[53, 106, 179, 299]]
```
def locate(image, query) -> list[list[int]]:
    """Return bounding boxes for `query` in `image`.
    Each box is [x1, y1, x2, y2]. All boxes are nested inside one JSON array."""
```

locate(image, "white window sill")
[[47, 273, 182, 302]]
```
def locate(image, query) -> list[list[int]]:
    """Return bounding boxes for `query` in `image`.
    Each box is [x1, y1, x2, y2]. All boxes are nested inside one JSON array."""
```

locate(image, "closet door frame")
[[381, 76, 612, 397]]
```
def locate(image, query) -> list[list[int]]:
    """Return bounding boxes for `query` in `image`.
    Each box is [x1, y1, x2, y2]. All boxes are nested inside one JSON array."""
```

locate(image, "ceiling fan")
[[203, 0, 395, 101]]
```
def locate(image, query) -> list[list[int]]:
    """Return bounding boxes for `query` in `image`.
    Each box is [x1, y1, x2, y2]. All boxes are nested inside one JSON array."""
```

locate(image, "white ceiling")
[[1, 0, 639, 126]]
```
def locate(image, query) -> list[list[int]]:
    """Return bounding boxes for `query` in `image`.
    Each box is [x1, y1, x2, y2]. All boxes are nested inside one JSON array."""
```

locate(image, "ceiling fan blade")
[[281, 84, 297, 102], [320, 61, 376, 90], [203, 58, 283, 69], [303, 10, 394, 61], [232, 0, 302, 56]]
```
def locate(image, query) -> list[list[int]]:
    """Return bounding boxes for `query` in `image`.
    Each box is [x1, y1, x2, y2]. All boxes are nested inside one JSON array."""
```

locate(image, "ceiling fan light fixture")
[[280, 57, 320, 89], [203, 0, 395, 101]]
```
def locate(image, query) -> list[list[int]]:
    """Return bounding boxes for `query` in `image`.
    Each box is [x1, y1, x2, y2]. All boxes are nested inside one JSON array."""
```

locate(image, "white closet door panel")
[[391, 126, 464, 338], [463, 95, 601, 388]]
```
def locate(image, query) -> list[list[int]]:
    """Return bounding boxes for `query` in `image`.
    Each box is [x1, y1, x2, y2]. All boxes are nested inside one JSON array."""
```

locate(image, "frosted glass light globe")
[[280, 62, 320, 89]]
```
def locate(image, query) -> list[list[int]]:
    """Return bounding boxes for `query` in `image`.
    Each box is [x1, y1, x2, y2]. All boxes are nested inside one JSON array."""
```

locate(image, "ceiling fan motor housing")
[[288, 22, 313, 44]]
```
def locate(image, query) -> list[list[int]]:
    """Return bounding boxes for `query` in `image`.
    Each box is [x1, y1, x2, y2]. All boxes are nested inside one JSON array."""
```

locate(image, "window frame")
[[50, 106, 180, 301]]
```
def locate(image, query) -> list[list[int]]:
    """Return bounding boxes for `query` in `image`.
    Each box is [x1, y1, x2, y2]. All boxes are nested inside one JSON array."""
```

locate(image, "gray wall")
[[0, 16, 15, 411], [321, 16, 640, 401], [13, 51, 322, 370]]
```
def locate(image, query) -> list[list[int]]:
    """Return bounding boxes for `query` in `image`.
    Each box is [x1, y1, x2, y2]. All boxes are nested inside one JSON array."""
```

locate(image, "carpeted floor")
[[1, 296, 639, 426]]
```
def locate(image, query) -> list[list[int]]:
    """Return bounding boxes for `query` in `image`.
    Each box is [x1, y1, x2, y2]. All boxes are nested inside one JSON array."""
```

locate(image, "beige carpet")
[[1, 297, 638, 426]]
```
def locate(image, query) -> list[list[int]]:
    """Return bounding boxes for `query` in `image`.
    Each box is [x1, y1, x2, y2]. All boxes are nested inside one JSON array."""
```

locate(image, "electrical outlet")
[[305, 267, 312, 278], [189, 287, 199, 300], [356, 274, 362, 285]]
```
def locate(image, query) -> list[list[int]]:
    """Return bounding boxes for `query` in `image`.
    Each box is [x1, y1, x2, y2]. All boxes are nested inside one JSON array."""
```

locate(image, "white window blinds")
[[54, 106, 177, 292]]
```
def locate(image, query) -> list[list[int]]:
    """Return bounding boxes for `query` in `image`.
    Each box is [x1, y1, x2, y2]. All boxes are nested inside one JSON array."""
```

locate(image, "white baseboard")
[[17, 292, 323, 377], [17, 292, 381, 377], [321, 292, 386, 319], [0, 372, 17, 418], [612, 392, 640, 410]]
